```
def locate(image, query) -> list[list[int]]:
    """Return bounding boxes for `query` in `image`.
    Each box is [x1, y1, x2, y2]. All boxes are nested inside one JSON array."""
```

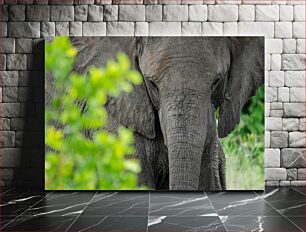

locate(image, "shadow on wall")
[[14, 41, 45, 189]]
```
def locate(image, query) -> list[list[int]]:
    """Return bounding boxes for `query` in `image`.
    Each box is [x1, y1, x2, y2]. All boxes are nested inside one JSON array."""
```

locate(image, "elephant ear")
[[71, 37, 155, 139], [218, 37, 264, 138]]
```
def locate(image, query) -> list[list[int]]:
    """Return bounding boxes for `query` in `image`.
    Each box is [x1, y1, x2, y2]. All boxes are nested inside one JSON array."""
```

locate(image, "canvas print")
[[45, 37, 264, 190]]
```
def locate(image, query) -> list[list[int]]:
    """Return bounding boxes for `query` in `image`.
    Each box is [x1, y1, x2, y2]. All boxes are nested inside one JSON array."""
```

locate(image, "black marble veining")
[[0, 187, 304, 231]]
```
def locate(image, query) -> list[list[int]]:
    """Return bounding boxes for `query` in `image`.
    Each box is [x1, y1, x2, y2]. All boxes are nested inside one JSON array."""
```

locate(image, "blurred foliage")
[[45, 37, 143, 190], [221, 86, 265, 190]]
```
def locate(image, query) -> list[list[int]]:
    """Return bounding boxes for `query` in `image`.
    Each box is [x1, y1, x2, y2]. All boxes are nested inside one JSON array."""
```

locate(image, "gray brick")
[[296, 39, 305, 54], [265, 168, 286, 181], [1, 38, 15, 53], [285, 71, 305, 87], [26, 5, 50, 21], [280, 5, 293, 21], [2, 168, 14, 180], [264, 149, 280, 168], [3, 87, 18, 102], [266, 117, 282, 131], [182, 22, 201, 36], [3, 103, 20, 117], [119, 5, 145, 21], [55, 22, 69, 36], [290, 87, 304, 102], [238, 22, 274, 38], [135, 22, 148, 36], [9, 5, 25, 21], [256, 5, 279, 21], [10, 118, 25, 130], [1, 22, 7, 37], [289, 132, 305, 147], [188, 5, 207, 22], [265, 103, 270, 117], [1, 5, 9, 22], [0, 148, 22, 167], [1, 71, 18, 87], [290, 181, 306, 186], [145, 5, 162, 22], [265, 131, 270, 148], [163, 5, 188, 21], [8, 22, 40, 38], [293, 22, 304, 38], [270, 54, 281, 71], [202, 22, 222, 35], [18, 87, 30, 102], [51, 6, 74, 21], [208, 5, 238, 21], [83, 22, 106, 36], [294, 5, 305, 21], [88, 5, 103, 21], [275, 22, 292, 39], [297, 168, 305, 180], [104, 5, 118, 21], [269, 71, 284, 87], [2, 118, 10, 131], [283, 39, 296, 54], [270, 102, 282, 110], [279, 181, 290, 186], [223, 22, 238, 36], [239, 5, 255, 21], [270, 131, 288, 148], [287, 168, 297, 180], [149, 22, 181, 36], [41, 22, 55, 37], [75, 5, 88, 21], [270, 110, 283, 117], [299, 119, 305, 131], [281, 148, 305, 168], [284, 103, 305, 117], [278, 87, 289, 102], [1, 131, 15, 147], [265, 87, 277, 102], [70, 22, 82, 36], [0, 54, 6, 71], [7, 54, 27, 71], [16, 39, 32, 53], [107, 22, 134, 36], [265, 181, 280, 186], [283, 118, 299, 131]]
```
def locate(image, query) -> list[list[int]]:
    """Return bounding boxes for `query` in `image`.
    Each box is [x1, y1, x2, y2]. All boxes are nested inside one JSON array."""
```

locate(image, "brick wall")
[[0, 0, 305, 187]]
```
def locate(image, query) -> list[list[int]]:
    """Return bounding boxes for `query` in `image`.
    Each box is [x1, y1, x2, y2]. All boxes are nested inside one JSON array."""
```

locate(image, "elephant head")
[[69, 37, 264, 190]]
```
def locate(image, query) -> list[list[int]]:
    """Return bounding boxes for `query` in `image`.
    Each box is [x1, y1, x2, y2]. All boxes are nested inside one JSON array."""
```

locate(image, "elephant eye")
[[212, 74, 222, 87], [146, 76, 158, 90]]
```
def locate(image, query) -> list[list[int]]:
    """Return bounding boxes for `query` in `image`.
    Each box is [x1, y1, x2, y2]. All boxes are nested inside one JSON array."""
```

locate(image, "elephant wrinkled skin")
[[47, 37, 264, 191]]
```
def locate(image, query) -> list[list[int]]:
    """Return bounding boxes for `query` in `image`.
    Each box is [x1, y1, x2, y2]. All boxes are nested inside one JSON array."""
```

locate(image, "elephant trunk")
[[159, 91, 208, 190]]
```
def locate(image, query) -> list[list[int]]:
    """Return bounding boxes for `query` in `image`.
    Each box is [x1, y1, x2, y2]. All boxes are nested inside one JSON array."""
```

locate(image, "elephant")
[[46, 37, 264, 191]]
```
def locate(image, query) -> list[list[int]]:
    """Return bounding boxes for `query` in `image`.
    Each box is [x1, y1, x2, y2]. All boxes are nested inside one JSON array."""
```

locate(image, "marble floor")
[[0, 187, 305, 231]]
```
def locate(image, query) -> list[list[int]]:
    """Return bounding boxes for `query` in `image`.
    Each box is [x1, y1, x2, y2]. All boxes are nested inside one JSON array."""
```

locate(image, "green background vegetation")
[[221, 86, 264, 190], [45, 37, 264, 190]]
